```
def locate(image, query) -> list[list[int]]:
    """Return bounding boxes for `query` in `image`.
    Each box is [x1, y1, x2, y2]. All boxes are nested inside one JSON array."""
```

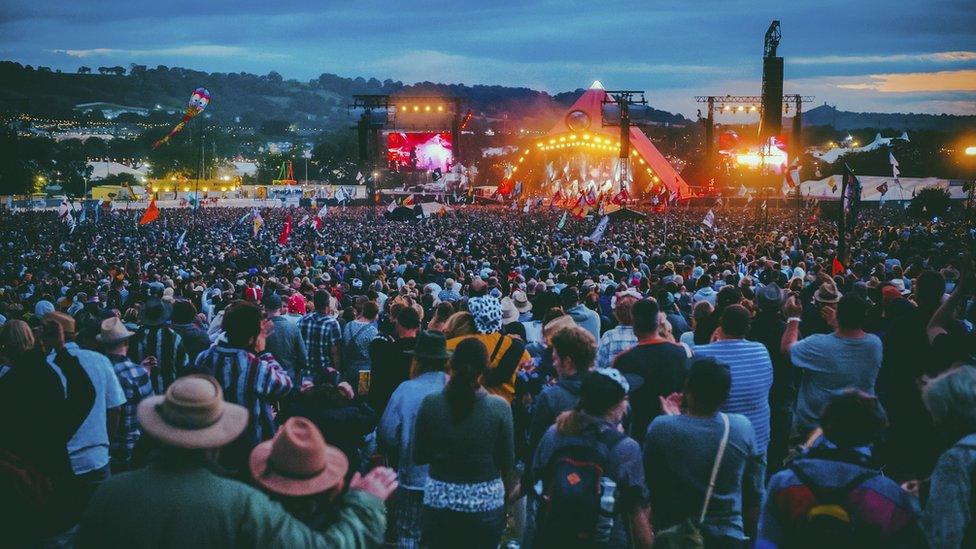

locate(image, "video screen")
[[387, 132, 453, 172]]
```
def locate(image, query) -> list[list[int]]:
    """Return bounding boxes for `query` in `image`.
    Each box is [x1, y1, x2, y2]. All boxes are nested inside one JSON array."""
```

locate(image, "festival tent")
[[418, 202, 453, 217], [799, 176, 969, 202], [606, 206, 647, 221], [539, 81, 691, 199]]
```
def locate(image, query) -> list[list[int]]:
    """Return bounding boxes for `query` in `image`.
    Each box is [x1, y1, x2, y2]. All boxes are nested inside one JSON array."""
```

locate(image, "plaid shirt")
[[598, 325, 638, 369], [298, 312, 342, 382], [128, 324, 189, 394], [107, 353, 153, 470], [194, 345, 293, 446]]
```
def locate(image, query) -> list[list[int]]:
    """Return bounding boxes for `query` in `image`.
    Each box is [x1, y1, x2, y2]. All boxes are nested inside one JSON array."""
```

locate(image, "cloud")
[[49, 45, 285, 60], [793, 51, 976, 65], [837, 70, 976, 93]]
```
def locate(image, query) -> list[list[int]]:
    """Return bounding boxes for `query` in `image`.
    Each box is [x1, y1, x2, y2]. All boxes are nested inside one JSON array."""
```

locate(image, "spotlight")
[[413, 106, 419, 112]]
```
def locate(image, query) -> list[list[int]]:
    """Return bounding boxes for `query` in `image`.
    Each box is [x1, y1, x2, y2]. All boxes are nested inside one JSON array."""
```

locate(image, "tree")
[[0, 130, 35, 195], [99, 172, 139, 187], [267, 71, 283, 84], [78, 66, 91, 74], [908, 187, 952, 219]]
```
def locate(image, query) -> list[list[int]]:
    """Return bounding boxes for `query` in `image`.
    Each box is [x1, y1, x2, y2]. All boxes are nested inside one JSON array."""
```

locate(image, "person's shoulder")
[[484, 392, 512, 412], [725, 413, 755, 436], [646, 414, 679, 438]]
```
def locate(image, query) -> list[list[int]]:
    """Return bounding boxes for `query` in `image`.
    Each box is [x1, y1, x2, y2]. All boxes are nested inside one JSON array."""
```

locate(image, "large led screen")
[[387, 132, 453, 172]]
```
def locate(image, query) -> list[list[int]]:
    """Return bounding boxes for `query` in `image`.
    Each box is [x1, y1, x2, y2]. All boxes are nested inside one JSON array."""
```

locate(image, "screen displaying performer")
[[387, 132, 453, 172]]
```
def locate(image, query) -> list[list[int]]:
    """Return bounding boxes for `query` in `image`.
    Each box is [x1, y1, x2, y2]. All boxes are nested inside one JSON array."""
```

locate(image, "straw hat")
[[500, 297, 519, 326], [511, 290, 532, 313], [137, 375, 248, 449], [44, 311, 77, 339], [249, 417, 349, 497], [543, 314, 577, 342], [95, 317, 135, 345], [814, 282, 842, 304]]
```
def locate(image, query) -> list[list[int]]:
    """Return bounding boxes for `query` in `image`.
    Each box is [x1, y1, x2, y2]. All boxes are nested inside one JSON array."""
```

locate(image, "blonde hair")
[[442, 311, 476, 340], [923, 365, 976, 432], [0, 320, 35, 356]]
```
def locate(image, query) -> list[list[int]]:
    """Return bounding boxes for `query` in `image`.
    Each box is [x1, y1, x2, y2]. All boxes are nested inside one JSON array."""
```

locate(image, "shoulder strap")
[[699, 412, 730, 523], [788, 461, 880, 506], [489, 334, 507, 363]]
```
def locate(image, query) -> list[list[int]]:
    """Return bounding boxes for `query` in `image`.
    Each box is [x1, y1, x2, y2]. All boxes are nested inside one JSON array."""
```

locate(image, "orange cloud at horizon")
[[838, 70, 976, 93]]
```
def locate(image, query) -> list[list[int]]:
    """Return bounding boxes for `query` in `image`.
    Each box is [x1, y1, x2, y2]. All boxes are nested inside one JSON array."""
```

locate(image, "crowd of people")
[[0, 201, 974, 548]]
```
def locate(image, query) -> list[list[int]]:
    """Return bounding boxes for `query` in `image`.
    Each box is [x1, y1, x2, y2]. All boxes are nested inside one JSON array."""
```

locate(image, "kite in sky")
[[152, 87, 211, 149]]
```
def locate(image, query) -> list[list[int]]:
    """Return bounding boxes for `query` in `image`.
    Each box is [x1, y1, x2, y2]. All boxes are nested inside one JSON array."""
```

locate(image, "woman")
[[340, 300, 379, 389], [426, 301, 455, 333], [680, 300, 713, 348], [441, 311, 476, 340], [919, 365, 976, 548], [414, 338, 515, 549]]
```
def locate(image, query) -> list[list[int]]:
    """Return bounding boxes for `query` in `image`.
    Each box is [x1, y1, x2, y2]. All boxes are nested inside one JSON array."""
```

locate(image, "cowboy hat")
[[137, 375, 248, 449], [44, 311, 77, 338], [139, 298, 169, 326], [405, 330, 453, 360], [249, 417, 348, 497], [814, 282, 842, 304], [96, 316, 135, 345], [500, 297, 519, 326], [511, 290, 532, 313]]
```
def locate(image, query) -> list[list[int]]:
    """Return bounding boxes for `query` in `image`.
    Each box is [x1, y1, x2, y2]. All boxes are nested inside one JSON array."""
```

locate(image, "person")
[[645, 357, 762, 547], [169, 299, 211, 365], [44, 311, 126, 496], [561, 287, 601, 346], [781, 294, 883, 438], [368, 305, 421, 417], [528, 325, 596, 454], [76, 375, 390, 548], [746, 283, 791, 472], [532, 368, 653, 548], [299, 289, 343, 385], [285, 293, 308, 325], [341, 300, 380, 392], [127, 297, 190, 394], [918, 365, 976, 548], [437, 278, 461, 303], [758, 390, 923, 548], [96, 316, 154, 472], [612, 299, 690, 438], [262, 291, 308, 382], [377, 331, 451, 549], [426, 301, 454, 333], [193, 301, 294, 471], [693, 304, 774, 472], [596, 292, 638, 369], [445, 295, 531, 403], [413, 338, 515, 549]]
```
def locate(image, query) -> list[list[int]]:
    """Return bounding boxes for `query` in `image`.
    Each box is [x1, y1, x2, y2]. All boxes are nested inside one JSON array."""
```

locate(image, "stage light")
[[966, 146, 976, 156], [559, 137, 566, 142], [413, 106, 419, 112], [519, 157, 525, 163], [536, 142, 543, 148], [569, 134, 577, 140], [163, 188, 171, 193], [183, 186, 190, 192], [401, 106, 407, 112], [221, 187, 227, 192], [425, 105, 431, 112], [749, 106, 757, 112], [437, 105, 444, 112], [583, 134, 591, 140], [737, 106, 745, 112], [549, 139, 556, 145]]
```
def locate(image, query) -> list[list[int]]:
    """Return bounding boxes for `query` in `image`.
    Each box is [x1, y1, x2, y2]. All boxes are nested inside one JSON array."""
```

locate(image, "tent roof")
[[546, 82, 690, 198]]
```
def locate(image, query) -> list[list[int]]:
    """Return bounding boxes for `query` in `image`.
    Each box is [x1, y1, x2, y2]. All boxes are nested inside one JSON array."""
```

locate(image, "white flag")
[[702, 209, 715, 229], [175, 229, 187, 250], [386, 201, 396, 213], [738, 184, 748, 197], [588, 215, 610, 243], [889, 151, 900, 179]]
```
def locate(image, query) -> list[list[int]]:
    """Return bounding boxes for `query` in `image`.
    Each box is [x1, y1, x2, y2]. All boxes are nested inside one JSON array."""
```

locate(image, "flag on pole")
[[139, 199, 160, 225], [701, 208, 715, 229], [403, 194, 415, 206], [588, 215, 610, 243], [550, 189, 563, 209], [783, 160, 800, 189], [278, 214, 292, 245], [175, 229, 187, 250], [877, 182, 889, 207], [557, 211, 568, 229], [832, 257, 846, 276], [737, 184, 748, 197], [386, 201, 396, 213], [253, 211, 264, 237], [889, 151, 900, 179]]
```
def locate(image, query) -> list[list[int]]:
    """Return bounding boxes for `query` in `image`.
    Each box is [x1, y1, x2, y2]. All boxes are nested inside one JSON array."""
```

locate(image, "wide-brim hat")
[[500, 297, 519, 325], [96, 316, 136, 345], [140, 297, 169, 326], [405, 330, 453, 360], [814, 282, 842, 304], [512, 290, 532, 313], [250, 417, 348, 497], [756, 284, 784, 310], [137, 375, 248, 449]]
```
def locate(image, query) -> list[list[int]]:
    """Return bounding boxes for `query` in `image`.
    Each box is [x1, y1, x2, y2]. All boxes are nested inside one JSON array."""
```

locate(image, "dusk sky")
[[2, 0, 974, 117]]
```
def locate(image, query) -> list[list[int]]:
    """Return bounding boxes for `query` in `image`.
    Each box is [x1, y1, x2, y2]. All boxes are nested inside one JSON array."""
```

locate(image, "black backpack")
[[787, 461, 880, 548], [535, 426, 626, 548]]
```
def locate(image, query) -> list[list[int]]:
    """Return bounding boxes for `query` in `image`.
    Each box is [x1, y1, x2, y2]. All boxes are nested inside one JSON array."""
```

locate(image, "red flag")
[[832, 257, 845, 276], [278, 214, 292, 245], [549, 189, 563, 209], [402, 194, 415, 206], [139, 199, 160, 225], [497, 177, 515, 196], [314, 216, 323, 231]]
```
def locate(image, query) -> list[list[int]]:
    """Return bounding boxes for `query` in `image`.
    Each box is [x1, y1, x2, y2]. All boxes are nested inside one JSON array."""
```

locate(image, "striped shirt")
[[193, 345, 293, 446], [127, 324, 189, 395], [597, 325, 638, 369], [693, 339, 774, 452], [298, 312, 342, 382]]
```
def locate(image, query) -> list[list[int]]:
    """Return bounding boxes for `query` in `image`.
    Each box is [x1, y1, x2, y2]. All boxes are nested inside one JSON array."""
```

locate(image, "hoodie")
[[527, 373, 586, 458]]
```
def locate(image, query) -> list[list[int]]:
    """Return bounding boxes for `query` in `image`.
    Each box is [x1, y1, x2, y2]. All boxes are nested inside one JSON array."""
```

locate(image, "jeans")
[[421, 505, 506, 549]]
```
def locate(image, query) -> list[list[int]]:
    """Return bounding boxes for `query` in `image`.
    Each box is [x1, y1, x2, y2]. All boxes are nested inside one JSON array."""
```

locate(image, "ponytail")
[[445, 338, 489, 421]]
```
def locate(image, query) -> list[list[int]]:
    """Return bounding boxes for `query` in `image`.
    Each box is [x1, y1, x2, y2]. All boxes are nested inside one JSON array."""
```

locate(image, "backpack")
[[786, 461, 880, 548], [535, 426, 626, 548]]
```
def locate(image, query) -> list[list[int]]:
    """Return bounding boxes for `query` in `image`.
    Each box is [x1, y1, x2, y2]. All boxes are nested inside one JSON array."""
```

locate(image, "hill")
[[803, 103, 976, 132]]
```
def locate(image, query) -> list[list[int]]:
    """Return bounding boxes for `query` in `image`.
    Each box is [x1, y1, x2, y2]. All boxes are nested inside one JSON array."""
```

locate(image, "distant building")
[[74, 102, 149, 119]]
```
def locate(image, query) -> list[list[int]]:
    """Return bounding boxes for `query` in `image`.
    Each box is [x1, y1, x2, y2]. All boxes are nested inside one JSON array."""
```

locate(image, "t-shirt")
[[790, 332, 883, 435], [612, 341, 691, 438], [693, 340, 774, 452], [49, 342, 126, 474], [447, 333, 530, 403]]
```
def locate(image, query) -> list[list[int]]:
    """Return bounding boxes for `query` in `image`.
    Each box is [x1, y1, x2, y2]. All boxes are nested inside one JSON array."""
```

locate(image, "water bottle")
[[595, 477, 616, 543]]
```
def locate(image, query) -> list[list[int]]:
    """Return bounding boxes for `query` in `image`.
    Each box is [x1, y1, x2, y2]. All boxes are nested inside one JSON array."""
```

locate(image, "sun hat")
[[404, 330, 453, 360], [139, 297, 169, 326], [511, 290, 532, 313], [95, 316, 136, 345], [287, 293, 307, 315], [137, 374, 248, 449], [467, 296, 503, 334], [756, 284, 784, 311], [543, 314, 577, 343], [249, 417, 349, 497], [500, 297, 519, 326], [814, 282, 842, 304], [44, 311, 77, 338]]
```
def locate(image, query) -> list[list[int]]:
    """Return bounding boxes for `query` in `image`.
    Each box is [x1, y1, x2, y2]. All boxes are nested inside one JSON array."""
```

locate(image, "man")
[[782, 294, 883, 439], [437, 278, 461, 303], [262, 291, 308, 382], [377, 331, 451, 549], [169, 299, 211, 365], [758, 390, 923, 547], [75, 375, 390, 548], [194, 301, 293, 468], [693, 305, 774, 475], [284, 293, 307, 325], [96, 316, 154, 472], [561, 287, 601, 346], [746, 284, 791, 472], [44, 312, 125, 494], [657, 290, 690, 339], [368, 305, 420, 417], [596, 292, 639, 369], [612, 299, 690, 438], [127, 297, 189, 394], [299, 289, 343, 385]]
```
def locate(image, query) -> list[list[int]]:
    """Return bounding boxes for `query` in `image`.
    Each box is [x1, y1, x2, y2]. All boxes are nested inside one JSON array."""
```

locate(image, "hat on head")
[[404, 330, 453, 360], [96, 316, 135, 345], [500, 297, 519, 326], [244, 287, 262, 302], [44, 311, 76, 338], [249, 417, 349, 497], [881, 285, 902, 305], [511, 290, 532, 313], [287, 293, 307, 315], [594, 367, 644, 395], [543, 314, 577, 343], [756, 284, 784, 311], [34, 300, 55, 317], [814, 283, 842, 304], [261, 291, 283, 311], [351, 278, 363, 289], [162, 287, 175, 303], [140, 297, 169, 326], [137, 375, 248, 449], [467, 296, 503, 334]]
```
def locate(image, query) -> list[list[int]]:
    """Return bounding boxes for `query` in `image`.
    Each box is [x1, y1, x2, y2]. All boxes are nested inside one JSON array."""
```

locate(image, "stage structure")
[[513, 81, 689, 199]]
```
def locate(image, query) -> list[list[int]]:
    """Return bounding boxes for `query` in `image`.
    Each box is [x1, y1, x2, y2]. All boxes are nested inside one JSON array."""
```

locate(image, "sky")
[[2, 0, 974, 117]]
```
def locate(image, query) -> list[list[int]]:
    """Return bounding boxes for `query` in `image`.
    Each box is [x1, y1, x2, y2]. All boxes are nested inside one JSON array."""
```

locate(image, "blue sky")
[[2, 0, 974, 116]]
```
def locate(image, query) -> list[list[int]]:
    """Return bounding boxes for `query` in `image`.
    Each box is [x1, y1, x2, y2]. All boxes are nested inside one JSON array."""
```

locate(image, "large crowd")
[[0, 202, 974, 548]]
